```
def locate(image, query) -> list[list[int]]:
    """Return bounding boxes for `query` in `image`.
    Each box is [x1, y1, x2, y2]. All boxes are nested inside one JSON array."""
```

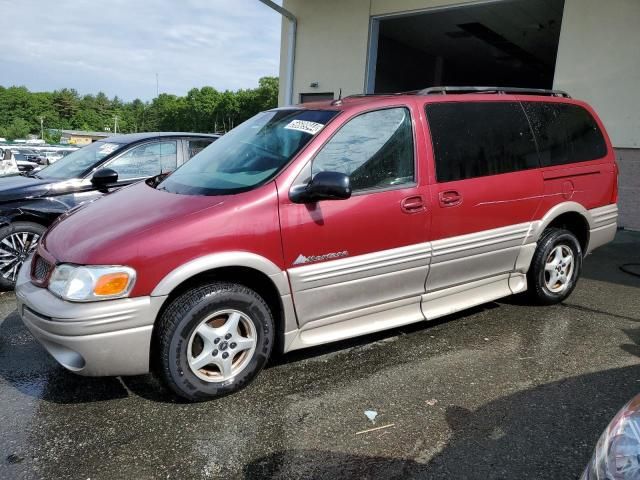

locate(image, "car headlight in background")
[[582, 394, 640, 480], [48, 264, 136, 302]]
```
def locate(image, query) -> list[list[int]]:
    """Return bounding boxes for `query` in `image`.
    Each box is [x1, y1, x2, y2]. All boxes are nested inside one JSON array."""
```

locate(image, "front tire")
[[155, 282, 274, 401], [0, 221, 46, 290], [527, 228, 582, 305]]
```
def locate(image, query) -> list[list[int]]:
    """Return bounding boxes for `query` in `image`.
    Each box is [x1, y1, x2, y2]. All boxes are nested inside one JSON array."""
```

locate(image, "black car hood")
[[0, 174, 54, 203]]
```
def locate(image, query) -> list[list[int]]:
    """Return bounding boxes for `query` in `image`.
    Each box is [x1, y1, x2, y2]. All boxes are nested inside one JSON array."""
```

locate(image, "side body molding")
[[151, 252, 291, 297]]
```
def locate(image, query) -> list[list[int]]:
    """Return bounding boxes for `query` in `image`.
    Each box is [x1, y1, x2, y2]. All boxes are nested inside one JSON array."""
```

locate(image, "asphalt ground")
[[1, 231, 640, 479]]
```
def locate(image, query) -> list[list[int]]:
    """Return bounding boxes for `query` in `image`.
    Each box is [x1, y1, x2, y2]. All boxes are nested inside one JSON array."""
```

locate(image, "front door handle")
[[401, 195, 425, 213], [439, 190, 462, 207]]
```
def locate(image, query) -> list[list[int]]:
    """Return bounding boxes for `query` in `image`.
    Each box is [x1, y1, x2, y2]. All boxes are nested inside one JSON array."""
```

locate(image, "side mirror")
[[290, 171, 352, 204], [91, 168, 118, 191]]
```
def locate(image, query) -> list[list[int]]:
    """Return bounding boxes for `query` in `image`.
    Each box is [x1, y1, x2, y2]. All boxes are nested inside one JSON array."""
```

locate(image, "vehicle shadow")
[[0, 302, 501, 405], [243, 362, 640, 479]]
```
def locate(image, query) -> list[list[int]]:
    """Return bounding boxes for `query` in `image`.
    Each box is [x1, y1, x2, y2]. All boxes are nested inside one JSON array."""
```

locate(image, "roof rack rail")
[[417, 86, 571, 98], [331, 90, 421, 105]]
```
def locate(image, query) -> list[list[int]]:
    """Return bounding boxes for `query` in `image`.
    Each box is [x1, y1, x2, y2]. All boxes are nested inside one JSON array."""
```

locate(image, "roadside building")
[[272, 0, 640, 229], [57, 130, 112, 146]]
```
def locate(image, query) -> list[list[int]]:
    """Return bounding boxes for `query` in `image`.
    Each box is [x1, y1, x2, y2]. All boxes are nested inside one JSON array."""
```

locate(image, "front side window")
[[426, 102, 539, 182], [38, 141, 125, 180], [107, 140, 177, 180], [522, 102, 607, 166], [312, 107, 414, 191], [158, 109, 339, 196]]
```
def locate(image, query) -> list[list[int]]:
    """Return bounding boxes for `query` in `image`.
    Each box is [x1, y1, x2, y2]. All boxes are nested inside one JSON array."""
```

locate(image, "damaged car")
[[0, 132, 218, 288]]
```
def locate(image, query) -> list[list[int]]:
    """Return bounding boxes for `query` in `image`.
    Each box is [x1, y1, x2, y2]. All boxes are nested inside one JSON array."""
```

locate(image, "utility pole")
[[113, 115, 118, 134], [39, 116, 44, 140], [156, 73, 159, 97]]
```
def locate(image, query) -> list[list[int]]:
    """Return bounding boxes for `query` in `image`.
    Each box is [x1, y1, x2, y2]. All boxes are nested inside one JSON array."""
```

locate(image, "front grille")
[[32, 254, 53, 284]]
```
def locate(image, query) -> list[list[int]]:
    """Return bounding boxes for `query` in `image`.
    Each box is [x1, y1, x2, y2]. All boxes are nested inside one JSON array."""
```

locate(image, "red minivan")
[[16, 87, 618, 401]]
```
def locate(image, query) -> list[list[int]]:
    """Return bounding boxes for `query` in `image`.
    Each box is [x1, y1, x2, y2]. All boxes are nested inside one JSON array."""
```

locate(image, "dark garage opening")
[[372, 0, 565, 93]]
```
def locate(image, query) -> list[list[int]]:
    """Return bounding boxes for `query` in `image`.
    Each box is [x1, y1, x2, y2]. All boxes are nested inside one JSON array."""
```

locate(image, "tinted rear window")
[[522, 102, 607, 166], [426, 102, 539, 182]]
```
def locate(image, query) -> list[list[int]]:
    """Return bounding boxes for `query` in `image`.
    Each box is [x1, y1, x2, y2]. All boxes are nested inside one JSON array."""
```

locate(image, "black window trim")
[[304, 104, 419, 197]]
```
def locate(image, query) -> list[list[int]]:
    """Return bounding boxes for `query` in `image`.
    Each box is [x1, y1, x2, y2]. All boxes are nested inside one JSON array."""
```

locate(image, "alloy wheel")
[[544, 244, 574, 293], [187, 309, 257, 382], [0, 232, 40, 281]]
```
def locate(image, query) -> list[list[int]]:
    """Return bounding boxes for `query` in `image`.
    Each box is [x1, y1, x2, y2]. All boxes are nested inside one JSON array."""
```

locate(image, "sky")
[[0, 0, 281, 100]]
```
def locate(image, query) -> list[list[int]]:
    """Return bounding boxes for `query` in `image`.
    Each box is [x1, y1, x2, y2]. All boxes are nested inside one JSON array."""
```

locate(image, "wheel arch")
[[9, 214, 52, 229], [535, 202, 592, 254], [0, 208, 54, 230], [150, 252, 295, 356]]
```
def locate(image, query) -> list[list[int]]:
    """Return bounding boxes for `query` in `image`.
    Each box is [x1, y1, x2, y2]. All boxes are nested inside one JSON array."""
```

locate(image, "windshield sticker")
[[284, 120, 325, 135], [98, 143, 119, 155]]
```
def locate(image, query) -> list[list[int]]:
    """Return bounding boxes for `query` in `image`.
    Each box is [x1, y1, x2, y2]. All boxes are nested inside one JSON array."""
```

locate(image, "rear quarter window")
[[522, 102, 607, 167], [187, 139, 214, 159], [426, 102, 539, 182]]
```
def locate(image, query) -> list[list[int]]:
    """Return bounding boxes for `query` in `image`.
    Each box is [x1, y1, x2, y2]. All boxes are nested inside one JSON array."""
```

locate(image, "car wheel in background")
[[527, 228, 582, 305], [155, 282, 274, 401], [0, 221, 45, 290]]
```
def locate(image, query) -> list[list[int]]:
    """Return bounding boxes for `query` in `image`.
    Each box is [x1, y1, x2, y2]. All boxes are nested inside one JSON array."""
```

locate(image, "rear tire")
[[155, 282, 274, 401], [527, 228, 582, 305], [0, 221, 45, 290]]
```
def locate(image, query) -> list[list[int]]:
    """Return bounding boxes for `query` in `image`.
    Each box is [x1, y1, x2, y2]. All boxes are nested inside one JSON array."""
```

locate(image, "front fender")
[[150, 251, 290, 297], [0, 201, 64, 229]]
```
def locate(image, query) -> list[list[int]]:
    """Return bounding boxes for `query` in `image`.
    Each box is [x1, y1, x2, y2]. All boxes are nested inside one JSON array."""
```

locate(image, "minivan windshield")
[[157, 109, 339, 196], [37, 141, 125, 180]]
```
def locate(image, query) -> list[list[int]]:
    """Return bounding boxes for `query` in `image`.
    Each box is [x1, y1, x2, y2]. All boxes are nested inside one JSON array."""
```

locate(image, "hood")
[[42, 179, 283, 297], [0, 174, 53, 202], [44, 181, 228, 263]]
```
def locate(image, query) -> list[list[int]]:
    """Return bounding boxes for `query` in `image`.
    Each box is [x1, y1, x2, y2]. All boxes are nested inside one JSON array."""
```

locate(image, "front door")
[[278, 106, 431, 329]]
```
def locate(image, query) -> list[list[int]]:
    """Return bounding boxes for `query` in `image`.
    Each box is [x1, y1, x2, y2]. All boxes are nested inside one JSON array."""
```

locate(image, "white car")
[[44, 151, 65, 164]]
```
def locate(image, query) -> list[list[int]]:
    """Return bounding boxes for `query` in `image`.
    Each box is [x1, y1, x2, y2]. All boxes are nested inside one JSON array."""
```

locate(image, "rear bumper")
[[15, 257, 166, 376]]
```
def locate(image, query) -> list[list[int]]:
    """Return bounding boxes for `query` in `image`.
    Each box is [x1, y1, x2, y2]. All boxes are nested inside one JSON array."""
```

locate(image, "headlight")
[[582, 394, 640, 480], [48, 264, 136, 302]]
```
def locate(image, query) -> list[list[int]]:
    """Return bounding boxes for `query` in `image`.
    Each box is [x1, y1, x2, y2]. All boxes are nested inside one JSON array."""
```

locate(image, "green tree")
[[0, 118, 32, 140], [0, 77, 279, 140], [44, 130, 62, 144], [52, 88, 79, 121]]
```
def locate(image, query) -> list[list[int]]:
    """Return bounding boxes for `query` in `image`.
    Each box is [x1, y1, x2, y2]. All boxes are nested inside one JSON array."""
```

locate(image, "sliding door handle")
[[439, 190, 462, 207]]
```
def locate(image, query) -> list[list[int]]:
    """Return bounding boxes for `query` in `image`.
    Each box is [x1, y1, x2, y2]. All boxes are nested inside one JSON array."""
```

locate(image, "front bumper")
[[15, 256, 167, 376]]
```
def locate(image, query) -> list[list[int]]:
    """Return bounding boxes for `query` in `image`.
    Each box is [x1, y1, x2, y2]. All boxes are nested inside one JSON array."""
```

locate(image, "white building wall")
[[279, 0, 371, 105], [553, 0, 640, 149]]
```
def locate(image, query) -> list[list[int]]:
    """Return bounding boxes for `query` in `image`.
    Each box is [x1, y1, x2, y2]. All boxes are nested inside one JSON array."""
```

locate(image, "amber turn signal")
[[93, 272, 130, 296]]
